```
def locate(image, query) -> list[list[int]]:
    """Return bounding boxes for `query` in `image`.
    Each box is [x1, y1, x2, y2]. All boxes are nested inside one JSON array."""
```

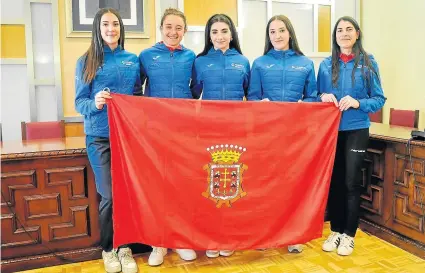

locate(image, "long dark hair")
[[263, 15, 303, 56], [197, 14, 242, 57], [331, 16, 377, 88], [83, 8, 125, 83]]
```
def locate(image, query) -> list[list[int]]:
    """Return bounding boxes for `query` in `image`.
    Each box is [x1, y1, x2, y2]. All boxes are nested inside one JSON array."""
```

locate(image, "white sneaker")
[[175, 249, 197, 261], [288, 244, 303, 253], [118, 247, 138, 273], [322, 231, 342, 252], [206, 250, 220, 258], [102, 249, 121, 273], [206, 250, 235, 258], [148, 247, 167, 266], [219, 250, 235, 257], [337, 234, 355, 256]]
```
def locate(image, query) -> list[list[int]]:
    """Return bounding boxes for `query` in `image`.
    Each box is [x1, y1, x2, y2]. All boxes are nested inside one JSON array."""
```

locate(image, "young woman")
[[191, 14, 249, 101], [247, 15, 317, 104], [317, 16, 386, 256], [75, 8, 141, 273], [139, 8, 196, 99], [247, 15, 318, 254], [138, 8, 197, 266], [191, 13, 249, 258]]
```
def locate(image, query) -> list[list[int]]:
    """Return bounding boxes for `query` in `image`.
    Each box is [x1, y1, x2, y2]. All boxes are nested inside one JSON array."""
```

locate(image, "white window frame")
[[25, 0, 64, 122]]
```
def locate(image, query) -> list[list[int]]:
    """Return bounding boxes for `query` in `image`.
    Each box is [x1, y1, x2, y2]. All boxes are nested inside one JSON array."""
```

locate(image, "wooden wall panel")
[[360, 134, 425, 258], [0, 155, 99, 263], [361, 143, 386, 221], [391, 149, 425, 244]]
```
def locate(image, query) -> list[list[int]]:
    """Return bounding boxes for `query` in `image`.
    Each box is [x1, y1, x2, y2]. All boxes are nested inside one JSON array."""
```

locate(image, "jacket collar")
[[208, 47, 238, 56], [103, 44, 122, 53], [338, 52, 365, 64], [267, 48, 296, 59], [339, 52, 355, 63], [154, 42, 185, 51]]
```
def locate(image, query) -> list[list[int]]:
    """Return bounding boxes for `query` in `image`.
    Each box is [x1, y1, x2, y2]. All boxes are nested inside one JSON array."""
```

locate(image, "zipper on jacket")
[[222, 53, 225, 100], [341, 61, 346, 98], [281, 54, 287, 101], [113, 49, 121, 94], [171, 51, 174, 98]]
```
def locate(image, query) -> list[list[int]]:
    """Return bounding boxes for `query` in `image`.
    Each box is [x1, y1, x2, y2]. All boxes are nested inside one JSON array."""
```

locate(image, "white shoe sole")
[[105, 266, 121, 273], [174, 250, 197, 261], [206, 252, 220, 258], [219, 251, 235, 257], [148, 255, 166, 266], [122, 265, 138, 273], [148, 260, 164, 267], [322, 246, 336, 252], [337, 249, 353, 256]]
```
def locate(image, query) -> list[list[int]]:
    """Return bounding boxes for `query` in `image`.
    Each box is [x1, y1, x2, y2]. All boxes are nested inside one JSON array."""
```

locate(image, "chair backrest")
[[369, 109, 383, 123], [389, 108, 419, 128], [21, 120, 65, 140]]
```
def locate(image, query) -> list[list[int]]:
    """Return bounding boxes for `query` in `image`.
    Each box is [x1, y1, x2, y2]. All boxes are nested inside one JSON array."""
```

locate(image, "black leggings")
[[328, 128, 369, 237]]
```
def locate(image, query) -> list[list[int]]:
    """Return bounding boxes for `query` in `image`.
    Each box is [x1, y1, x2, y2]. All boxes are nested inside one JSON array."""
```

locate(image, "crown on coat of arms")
[[206, 144, 246, 163]]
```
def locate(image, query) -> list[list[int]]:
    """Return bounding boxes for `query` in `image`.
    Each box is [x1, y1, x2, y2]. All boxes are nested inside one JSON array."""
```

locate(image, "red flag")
[[108, 94, 340, 250]]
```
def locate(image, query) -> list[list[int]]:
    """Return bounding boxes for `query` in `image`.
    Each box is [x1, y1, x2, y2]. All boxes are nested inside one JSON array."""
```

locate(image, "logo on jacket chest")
[[231, 63, 244, 69], [291, 65, 307, 72], [121, 61, 135, 66], [266, 64, 275, 69]]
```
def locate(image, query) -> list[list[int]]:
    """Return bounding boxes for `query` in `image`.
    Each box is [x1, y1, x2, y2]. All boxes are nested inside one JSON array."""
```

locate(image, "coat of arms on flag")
[[203, 144, 248, 208]]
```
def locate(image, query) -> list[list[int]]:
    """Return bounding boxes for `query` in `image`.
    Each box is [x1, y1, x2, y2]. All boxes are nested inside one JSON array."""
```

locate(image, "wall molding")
[[0, 58, 27, 65], [64, 116, 84, 123], [0, 19, 25, 24]]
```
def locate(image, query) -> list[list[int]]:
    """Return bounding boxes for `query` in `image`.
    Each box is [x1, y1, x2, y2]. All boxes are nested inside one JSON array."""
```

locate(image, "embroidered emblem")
[[231, 63, 244, 69], [121, 61, 134, 66], [291, 65, 307, 71], [207, 64, 214, 67], [266, 64, 275, 69], [203, 144, 248, 208], [153, 55, 161, 60]]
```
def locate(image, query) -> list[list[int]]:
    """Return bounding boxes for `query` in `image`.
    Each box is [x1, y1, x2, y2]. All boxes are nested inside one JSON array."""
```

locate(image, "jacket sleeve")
[[358, 58, 386, 113], [190, 59, 202, 99], [138, 53, 148, 96], [302, 62, 318, 102], [133, 60, 143, 96], [243, 60, 250, 97], [247, 60, 262, 101], [75, 57, 98, 116], [316, 60, 330, 102]]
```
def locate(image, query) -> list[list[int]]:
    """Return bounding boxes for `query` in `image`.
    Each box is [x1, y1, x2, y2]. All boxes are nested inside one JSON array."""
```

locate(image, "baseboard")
[[1, 247, 102, 273]]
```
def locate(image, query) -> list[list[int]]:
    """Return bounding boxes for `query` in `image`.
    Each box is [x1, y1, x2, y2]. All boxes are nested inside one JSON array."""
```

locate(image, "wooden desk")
[[1, 137, 101, 273], [360, 123, 425, 258]]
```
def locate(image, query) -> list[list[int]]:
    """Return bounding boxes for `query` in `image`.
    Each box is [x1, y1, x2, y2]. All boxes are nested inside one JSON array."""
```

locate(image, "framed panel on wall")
[[65, 0, 149, 38]]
